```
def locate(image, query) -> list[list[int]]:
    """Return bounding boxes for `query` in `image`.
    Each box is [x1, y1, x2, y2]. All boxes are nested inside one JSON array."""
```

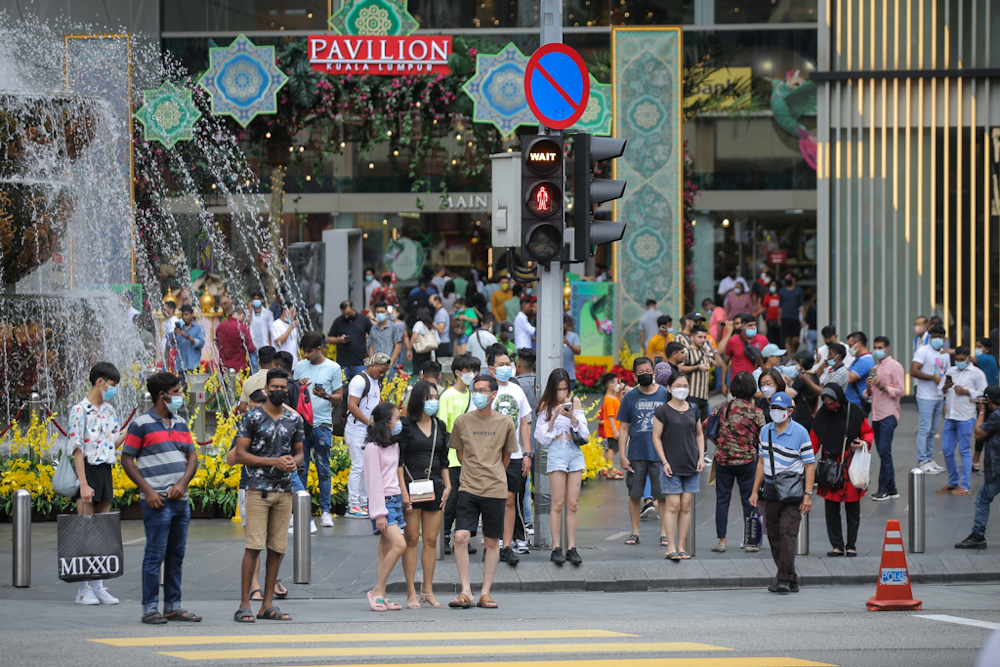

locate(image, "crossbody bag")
[[406, 420, 437, 502], [763, 426, 805, 504]]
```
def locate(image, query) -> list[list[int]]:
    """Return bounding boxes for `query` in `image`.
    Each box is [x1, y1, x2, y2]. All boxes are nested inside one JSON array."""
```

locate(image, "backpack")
[[331, 373, 373, 437]]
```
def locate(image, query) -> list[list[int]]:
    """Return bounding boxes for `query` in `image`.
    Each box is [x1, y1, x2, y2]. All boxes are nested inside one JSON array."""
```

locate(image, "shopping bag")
[[52, 448, 80, 498], [743, 508, 762, 547], [56, 512, 124, 582], [848, 445, 872, 489]]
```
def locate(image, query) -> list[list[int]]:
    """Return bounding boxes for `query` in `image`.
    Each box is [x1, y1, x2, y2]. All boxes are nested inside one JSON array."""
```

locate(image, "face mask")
[[931, 338, 945, 350], [825, 400, 841, 412], [770, 409, 789, 424], [494, 366, 514, 382], [526, 288, 533, 296], [784, 279, 794, 287], [760, 273, 769, 282], [769, 285, 777, 293], [956, 361, 969, 371], [102, 385, 117, 401], [501, 284, 510, 291], [268, 390, 289, 406], [423, 399, 439, 416], [975, 348, 985, 357], [365, 275, 373, 283], [637, 373, 654, 387], [390, 420, 403, 435], [460, 372, 476, 387], [471, 392, 490, 409], [827, 358, 837, 366], [744, 328, 757, 338], [778, 364, 800, 380], [376, 313, 387, 323], [761, 385, 777, 399], [666, 327, 675, 334], [671, 387, 690, 400], [169, 395, 184, 411], [734, 288, 743, 295], [252, 299, 262, 309], [872, 349, 886, 360]]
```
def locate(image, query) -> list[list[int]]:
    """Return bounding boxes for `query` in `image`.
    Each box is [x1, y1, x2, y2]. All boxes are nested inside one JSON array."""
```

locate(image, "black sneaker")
[[443, 540, 453, 555], [768, 581, 791, 594], [640, 500, 656, 518], [789, 581, 800, 593], [566, 547, 583, 565], [468, 544, 477, 555], [501, 545, 520, 565], [550, 547, 566, 565], [871, 491, 892, 501], [955, 532, 987, 549]]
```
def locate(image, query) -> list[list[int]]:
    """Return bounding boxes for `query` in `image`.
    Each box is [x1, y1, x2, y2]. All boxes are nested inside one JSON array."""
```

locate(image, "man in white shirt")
[[271, 305, 300, 362], [363, 268, 382, 311], [717, 268, 750, 302], [344, 353, 391, 518], [467, 315, 498, 368], [814, 325, 854, 374], [486, 346, 532, 566], [247, 291, 273, 373], [940, 346, 987, 495], [514, 297, 536, 351], [159, 300, 180, 360], [638, 299, 663, 350], [910, 326, 951, 474]]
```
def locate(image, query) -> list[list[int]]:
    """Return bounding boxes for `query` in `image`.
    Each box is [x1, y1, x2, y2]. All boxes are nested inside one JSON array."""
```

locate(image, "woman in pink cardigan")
[[363, 401, 409, 611]]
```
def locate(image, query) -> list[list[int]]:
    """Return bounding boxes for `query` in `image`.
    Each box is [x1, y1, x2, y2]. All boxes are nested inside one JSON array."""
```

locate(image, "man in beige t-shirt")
[[238, 346, 275, 412], [448, 374, 517, 610]]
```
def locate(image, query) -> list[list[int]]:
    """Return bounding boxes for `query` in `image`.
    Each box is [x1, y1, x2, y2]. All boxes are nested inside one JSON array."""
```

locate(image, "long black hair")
[[407, 380, 439, 420], [367, 401, 399, 448], [538, 368, 573, 421], [415, 306, 434, 329]]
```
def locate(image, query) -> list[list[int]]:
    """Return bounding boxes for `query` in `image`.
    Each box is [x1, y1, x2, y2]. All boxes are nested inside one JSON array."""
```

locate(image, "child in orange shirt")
[[598, 372, 625, 479]]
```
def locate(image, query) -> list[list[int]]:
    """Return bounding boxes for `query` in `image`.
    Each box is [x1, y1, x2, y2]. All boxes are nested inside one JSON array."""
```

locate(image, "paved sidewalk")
[[2, 403, 997, 602]]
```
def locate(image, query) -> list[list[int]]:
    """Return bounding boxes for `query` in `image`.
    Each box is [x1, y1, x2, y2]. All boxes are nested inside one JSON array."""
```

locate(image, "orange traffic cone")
[[866, 519, 922, 611]]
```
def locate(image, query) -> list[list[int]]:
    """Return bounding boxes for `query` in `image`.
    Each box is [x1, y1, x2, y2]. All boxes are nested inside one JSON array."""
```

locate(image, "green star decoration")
[[461, 43, 537, 138], [328, 0, 419, 35], [197, 34, 288, 128], [134, 81, 202, 149], [570, 75, 612, 137]]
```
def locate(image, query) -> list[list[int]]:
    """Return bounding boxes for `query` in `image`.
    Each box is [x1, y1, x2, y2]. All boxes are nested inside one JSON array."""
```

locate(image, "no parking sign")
[[524, 44, 591, 130]]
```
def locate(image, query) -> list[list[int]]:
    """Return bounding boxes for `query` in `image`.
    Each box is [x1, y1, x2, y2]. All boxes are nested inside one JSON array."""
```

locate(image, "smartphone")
[[562, 402, 573, 410]]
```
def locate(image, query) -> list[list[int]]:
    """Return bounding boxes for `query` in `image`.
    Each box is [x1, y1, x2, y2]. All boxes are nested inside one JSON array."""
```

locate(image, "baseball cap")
[[499, 321, 514, 333], [769, 391, 793, 409], [761, 343, 786, 358], [683, 311, 705, 322], [368, 352, 392, 366], [985, 385, 1000, 404]]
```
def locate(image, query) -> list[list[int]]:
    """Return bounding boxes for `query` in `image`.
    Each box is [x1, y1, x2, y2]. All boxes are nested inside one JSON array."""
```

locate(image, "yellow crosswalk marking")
[[90, 629, 637, 647], [264, 662, 834, 667], [158, 642, 732, 661]]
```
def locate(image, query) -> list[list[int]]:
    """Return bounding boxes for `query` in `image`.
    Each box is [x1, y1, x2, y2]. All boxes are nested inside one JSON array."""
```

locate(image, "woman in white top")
[[534, 368, 589, 566]]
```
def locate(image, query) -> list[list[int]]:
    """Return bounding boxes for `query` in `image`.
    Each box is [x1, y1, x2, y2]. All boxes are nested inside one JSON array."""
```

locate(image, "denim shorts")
[[660, 471, 700, 495], [546, 439, 585, 474], [371, 494, 407, 535], [456, 334, 469, 346]]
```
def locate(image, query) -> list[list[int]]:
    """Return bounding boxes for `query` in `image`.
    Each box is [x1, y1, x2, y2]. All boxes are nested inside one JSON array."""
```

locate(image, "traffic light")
[[572, 133, 627, 262], [520, 134, 565, 264]]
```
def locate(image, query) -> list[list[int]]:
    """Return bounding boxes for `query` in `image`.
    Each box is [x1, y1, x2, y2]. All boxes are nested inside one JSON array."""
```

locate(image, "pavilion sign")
[[308, 35, 452, 75]]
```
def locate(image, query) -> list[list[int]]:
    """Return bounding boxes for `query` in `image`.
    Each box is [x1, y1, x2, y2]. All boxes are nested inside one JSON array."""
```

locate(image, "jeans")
[[916, 398, 944, 463], [345, 432, 367, 508], [643, 475, 652, 499], [714, 462, 756, 538], [763, 499, 800, 583], [942, 417, 975, 490], [344, 365, 366, 382], [299, 425, 332, 512], [522, 471, 533, 525], [972, 477, 1000, 535], [824, 499, 861, 551], [249, 350, 259, 374], [872, 415, 898, 494], [140, 497, 190, 614], [805, 329, 818, 353]]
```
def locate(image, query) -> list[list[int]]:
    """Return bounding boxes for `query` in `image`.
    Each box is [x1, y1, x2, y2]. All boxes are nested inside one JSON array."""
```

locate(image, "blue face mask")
[[102, 385, 117, 401], [975, 348, 985, 357], [872, 349, 886, 360], [376, 313, 387, 323], [494, 366, 514, 382], [471, 392, 490, 409], [169, 395, 184, 412], [956, 361, 969, 371], [931, 338, 945, 350], [424, 400, 439, 416], [777, 364, 799, 380], [252, 299, 262, 309], [666, 327, 675, 334], [744, 328, 757, 338], [365, 275, 374, 283], [390, 420, 403, 435]]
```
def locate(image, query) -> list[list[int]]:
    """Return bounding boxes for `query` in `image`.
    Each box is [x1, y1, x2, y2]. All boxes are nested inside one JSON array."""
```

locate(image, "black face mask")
[[637, 373, 654, 387], [784, 279, 794, 287], [268, 390, 289, 406]]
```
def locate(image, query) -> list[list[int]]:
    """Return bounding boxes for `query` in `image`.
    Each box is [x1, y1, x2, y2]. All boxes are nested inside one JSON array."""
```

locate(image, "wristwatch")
[[524, 452, 533, 458], [803, 492, 812, 497]]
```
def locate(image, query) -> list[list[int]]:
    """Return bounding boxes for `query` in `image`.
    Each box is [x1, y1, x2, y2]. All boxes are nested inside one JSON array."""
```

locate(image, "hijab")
[[810, 382, 865, 458]]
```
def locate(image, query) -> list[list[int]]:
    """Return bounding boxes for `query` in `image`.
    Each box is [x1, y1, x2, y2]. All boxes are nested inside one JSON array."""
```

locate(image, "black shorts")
[[455, 491, 506, 539], [74, 461, 114, 504], [626, 459, 664, 500], [410, 477, 446, 512], [604, 437, 619, 451], [506, 458, 525, 494], [781, 318, 801, 339]]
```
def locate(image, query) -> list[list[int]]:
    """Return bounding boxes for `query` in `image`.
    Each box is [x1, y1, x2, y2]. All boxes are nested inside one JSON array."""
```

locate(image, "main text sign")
[[308, 36, 452, 75]]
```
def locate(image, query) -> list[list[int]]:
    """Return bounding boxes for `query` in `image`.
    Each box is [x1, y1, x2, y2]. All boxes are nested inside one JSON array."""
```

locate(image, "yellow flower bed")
[[580, 398, 611, 481]]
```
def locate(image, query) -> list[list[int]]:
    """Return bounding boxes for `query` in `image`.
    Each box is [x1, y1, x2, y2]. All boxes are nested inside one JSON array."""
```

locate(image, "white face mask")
[[769, 409, 789, 424], [761, 385, 777, 399], [672, 387, 690, 400], [460, 372, 476, 387]]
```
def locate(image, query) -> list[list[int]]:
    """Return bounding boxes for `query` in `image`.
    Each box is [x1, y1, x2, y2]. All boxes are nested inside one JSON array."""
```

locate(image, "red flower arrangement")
[[610, 364, 635, 387], [574, 364, 606, 388]]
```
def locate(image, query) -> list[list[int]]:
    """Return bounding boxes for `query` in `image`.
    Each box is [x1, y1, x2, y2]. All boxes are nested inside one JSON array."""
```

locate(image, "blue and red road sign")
[[524, 44, 591, 130]]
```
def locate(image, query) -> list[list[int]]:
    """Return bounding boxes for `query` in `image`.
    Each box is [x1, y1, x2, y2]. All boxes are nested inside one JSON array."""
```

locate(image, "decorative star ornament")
[[461, 43, 537, 138], [328, 0, 418, 35], [570, 75, 612, 136], [197, 34, 288, 127], [134, 81, 202, 148]]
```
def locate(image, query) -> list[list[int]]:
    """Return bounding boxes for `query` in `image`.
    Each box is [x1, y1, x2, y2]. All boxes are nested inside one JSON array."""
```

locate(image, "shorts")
[[244, 490, 293, 553], [456, 334, 470, 346], [604, 437, 619, 451], [781, 318, 801, 339], [626, 460, 664, 500], [506, 457, 525, 494], [661, 471, 700, 495], [74, 461, 114, 504], [455, 490, 505, 539], [371, 494, 407, 535], [409, 477, 445, 512], [546, 439, 585, 474]]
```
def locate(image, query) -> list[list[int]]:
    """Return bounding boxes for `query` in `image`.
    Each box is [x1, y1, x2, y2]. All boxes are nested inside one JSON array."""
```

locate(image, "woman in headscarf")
[[809, 383, 874, 557]]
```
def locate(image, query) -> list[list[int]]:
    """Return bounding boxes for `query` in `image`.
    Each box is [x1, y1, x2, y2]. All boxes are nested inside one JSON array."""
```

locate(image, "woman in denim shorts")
[[534, 369, 590, 566]]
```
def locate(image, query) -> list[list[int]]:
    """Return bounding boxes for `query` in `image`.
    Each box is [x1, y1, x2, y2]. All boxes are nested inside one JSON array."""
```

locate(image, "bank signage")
[[310, 0, 451, 75]]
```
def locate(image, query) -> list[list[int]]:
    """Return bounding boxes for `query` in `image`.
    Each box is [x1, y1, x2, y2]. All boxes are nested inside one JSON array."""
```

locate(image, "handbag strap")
[[406, 419, 437, 482], [767, 426, 776, 481], [839, 403, 850, 460]]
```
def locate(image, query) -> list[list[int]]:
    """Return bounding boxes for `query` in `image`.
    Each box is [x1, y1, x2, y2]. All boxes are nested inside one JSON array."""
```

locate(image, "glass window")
[[162, 1, 329, 32], [714, 0, 817, 24], [613, 0, 694, 25], [710, 211, 817, 296]]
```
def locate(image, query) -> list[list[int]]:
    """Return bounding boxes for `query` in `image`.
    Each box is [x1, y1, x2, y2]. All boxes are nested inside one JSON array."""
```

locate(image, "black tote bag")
[[56, 512, 125, 582]]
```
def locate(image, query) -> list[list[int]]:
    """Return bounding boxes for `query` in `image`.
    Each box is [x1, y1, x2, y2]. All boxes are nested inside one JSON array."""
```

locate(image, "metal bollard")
[[141, 392, 153, 413], [293, 490, 311, 583], [686, 493, 696, 557], [909, 467, 925, 553], [13, 489, 31, 587], [27, 392, 42, 423], [797, 508, 809, 555], [436, 514, 445, 561]]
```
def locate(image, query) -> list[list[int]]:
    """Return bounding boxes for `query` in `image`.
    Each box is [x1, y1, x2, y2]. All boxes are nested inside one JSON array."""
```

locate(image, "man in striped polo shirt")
[[749, 391, 816, 595], [121, 372, 200, 625]]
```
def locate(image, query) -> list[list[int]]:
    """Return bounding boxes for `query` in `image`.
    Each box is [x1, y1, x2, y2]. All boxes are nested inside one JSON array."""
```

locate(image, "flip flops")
[[274, 578, 288, 599], [367, 591, 387, 612]]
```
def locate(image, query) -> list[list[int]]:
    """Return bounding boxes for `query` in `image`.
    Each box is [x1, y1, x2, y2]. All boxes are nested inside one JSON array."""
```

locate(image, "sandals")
[[420, 591, 445, 608], [827, 550, 845, 557], [384, 599, 402, 610], [624, 534, 640, 545], [141, 611, 168, 625], [406, 595, 422, 610], [274, 578, 288, 599], [367, 591, 387, 612], [234, 607, 255, 623], [665, 552, 681, 561], [449, 593, 474, 608], [477, 594, 498, 609], [846, 550, 857, 557], [164, 609, 202, 622], [659, 536, 669, 547], [609, 469, 625, 480], [249, 588, 264, 602], [257, 606, 291, 620], [678, 551, 692, 560]]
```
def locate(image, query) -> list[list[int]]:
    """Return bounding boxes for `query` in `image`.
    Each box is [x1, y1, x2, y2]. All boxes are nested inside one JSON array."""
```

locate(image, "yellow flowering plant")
[[580, 399, 611, 481]]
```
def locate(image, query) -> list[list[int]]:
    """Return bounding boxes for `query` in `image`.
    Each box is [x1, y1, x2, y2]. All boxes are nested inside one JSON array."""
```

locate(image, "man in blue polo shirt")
[[750, 392, 815, 595], [122, 372, 200, 625], [845, 331, 875, 411]]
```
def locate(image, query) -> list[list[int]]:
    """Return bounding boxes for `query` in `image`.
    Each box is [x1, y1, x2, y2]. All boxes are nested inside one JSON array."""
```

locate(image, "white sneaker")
[[515, 539, 530, 554], [525, 524, 535, 536], [310, 519, 318, 533], [930, 462, 946, 472], [917, 461, 936, 473], [321, 511, 335, 528], [93, 586, 119, 605], [75, 586, 100, 605], [288, 518, 319, 533]]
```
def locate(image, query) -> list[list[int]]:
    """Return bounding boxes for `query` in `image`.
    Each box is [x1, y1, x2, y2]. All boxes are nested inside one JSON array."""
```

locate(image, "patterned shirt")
[[713, 398, 765, 466], [123, 409, 196, 499], [367, 322, 402, 358], [236, 406, 305, 492], [820, 363, 851, 390], [684, 341, 713, 401], [68, 398, 120, 466]]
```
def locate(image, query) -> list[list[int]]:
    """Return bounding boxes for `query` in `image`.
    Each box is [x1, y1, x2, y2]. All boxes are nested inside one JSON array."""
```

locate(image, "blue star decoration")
[[461, 43, 537, 138], [570, 75, 612, 137], [134, 81, 202, 149], [197, 34, 288, 127]]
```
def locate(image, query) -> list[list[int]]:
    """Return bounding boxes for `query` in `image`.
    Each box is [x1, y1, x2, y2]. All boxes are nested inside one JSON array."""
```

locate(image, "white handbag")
[[406, 420, 438, 502]]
